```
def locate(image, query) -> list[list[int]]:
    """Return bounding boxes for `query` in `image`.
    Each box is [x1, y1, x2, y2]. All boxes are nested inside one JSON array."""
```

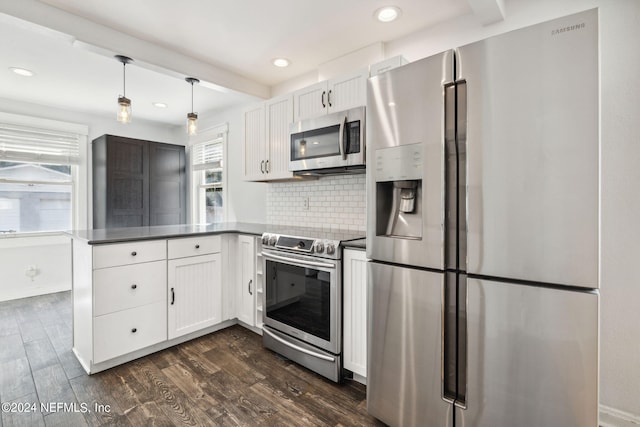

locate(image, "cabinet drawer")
[[93, 240, 166, 269], [93, 261, 167, 316], [167, 235, 221, 259], [93, 301, 167, 363]]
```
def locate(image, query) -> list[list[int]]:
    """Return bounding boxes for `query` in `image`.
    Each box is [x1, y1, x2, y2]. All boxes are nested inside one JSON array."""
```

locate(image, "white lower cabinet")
[[343, 248, 368, 379], [167, 253, 222, 339], [237, 235, 256, 326], [94, 301, 167, 363], [72, 232, 260, 374]]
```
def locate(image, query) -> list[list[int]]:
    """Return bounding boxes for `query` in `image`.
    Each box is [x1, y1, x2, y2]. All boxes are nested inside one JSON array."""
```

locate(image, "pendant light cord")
[[123, 62, 126, 97]]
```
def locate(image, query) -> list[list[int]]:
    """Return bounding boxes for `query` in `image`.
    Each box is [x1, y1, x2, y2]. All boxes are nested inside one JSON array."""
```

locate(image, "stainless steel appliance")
[[261, 227, 363, 382], [289, 106, 365, 175], [366, 9, 599, 427]]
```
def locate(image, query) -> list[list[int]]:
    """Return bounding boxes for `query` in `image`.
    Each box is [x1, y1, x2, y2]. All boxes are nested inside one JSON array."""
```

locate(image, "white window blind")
[[0, 123, 81, 165], [192, 135, 223, 171]]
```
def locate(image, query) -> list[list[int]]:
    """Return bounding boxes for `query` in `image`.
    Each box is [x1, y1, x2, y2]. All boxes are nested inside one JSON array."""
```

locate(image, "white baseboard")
[[600, 405, 640, 427]]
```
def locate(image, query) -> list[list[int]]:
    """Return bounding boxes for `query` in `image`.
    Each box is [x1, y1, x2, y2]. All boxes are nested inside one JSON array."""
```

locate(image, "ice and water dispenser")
[[374, 143, 424, 240]]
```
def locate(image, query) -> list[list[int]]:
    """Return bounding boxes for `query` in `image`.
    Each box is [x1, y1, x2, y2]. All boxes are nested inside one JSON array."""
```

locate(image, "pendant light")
[[115, 55, 133, 123], [185, 77, 199, 136]]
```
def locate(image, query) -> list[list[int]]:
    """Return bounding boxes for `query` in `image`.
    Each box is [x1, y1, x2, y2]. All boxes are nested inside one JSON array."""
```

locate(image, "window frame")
[[0, 112, 88, 237], [189, 123, 228, 224]]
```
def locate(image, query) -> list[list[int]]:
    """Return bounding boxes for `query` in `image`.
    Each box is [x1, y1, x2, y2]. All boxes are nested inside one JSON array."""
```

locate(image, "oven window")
[[265, 260, 331, 341]]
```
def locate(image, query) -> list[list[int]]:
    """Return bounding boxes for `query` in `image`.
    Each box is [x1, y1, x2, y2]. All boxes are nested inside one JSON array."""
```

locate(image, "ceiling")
[[0, 0, 493, 127]]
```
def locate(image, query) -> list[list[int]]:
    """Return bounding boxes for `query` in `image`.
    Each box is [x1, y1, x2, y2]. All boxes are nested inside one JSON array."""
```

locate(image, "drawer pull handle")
[[248, 279, 253, 296], [131, 284, 137, 290], [195, 244, 200, 249], [131, 251, 137, 256], [131, 328, 137, 333], [171, 287, 175, 305]]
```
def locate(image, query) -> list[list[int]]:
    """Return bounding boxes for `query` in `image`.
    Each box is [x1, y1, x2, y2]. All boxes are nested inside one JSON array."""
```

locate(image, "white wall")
[[0, 98, 184, 301]]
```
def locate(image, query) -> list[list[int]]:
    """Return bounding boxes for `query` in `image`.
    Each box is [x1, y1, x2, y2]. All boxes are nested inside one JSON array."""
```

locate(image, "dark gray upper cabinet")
[[93, 135, 186, 229]]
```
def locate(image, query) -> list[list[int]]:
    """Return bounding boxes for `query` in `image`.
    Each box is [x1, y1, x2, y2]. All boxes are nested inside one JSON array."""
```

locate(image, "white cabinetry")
[[265, 94, 294, 180], [237, 235, 256, 326], [343, 248, 368, 380], [74, 240, 168, 368], [293, 68, 369, 121], [243, 103, 266, 181], [243, 95, 294, 182], [167, 236, 222, 339]]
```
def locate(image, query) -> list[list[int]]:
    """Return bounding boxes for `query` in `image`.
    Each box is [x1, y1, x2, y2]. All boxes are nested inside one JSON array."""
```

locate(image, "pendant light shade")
[[185, 77, 199, 136], [115, 55, 133, 123]]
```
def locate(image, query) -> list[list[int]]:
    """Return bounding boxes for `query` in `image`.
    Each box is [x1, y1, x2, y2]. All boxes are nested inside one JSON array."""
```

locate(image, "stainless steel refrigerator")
[[366, 9, 599, 427]]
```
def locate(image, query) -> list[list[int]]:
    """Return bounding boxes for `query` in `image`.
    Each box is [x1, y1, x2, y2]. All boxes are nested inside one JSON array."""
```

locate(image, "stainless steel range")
[[260, 227, 363, 382]]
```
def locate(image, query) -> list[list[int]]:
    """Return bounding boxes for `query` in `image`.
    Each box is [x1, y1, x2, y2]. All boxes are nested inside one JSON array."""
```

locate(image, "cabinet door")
[[105, 136, 149, 227], [293, 81, 328, 121], [343, 249, 368, 378], [167, 253, 222, 339], [149, 142, 186, 226], [265, 94, 294, 180], [243, 104, 267, 181], [237, 235, 256, 326], [327, 68, 368, 114]]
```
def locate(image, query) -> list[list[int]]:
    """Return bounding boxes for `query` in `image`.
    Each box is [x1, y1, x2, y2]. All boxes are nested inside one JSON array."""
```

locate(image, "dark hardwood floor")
[[0, 291, 384, 426]]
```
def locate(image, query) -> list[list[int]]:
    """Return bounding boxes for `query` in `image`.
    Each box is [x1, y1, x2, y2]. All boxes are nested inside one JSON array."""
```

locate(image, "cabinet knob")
[[195, 244, 200, 249], [131, 284, 137, 290], [131, 251, 137, 256], [131, 328, 137, 333]]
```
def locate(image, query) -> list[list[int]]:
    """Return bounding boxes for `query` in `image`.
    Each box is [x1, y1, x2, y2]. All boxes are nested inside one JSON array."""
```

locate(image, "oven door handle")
[[261, 251, 336, 269], [263, 327, 335, 362]]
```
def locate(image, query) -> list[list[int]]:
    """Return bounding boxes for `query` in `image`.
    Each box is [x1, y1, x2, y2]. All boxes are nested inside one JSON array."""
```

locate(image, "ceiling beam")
[[467, 0, 506, 26], [0, 0, 270, 99]]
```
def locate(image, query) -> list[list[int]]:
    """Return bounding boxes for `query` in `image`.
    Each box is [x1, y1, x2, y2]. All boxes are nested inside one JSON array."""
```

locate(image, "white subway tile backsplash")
[[266, 175, 366, 231]]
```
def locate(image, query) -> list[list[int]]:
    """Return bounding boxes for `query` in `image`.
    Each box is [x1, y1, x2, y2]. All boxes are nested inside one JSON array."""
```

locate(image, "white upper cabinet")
[[293, 68, 369, 122], [243, 96, 294, 182], [265, 94, 294, 180], [243, 103, 267, 181]]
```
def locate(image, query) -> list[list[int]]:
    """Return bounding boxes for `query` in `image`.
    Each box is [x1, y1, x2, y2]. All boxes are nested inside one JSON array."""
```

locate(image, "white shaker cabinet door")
[[243, 103, 267, 181], [265, 94, 294, 180], [327, 68, 368, 114], [293, 81, 328, 122], [167, 253, 222, 339], [236, 235, 256, 326], [343, 248, 368, 378]]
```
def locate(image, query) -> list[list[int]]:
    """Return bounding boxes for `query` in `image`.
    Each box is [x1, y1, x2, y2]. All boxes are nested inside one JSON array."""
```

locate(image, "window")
[[191, 125, 227, 224], [0, 114, 86, 234]]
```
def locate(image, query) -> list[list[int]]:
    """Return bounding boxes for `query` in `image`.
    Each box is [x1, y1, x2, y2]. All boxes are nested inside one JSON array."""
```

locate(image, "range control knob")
[[268, 235, 277, 246], [315, 242, 325, 253], [261, 234, 270, 245], [326, 243, 335, 255]]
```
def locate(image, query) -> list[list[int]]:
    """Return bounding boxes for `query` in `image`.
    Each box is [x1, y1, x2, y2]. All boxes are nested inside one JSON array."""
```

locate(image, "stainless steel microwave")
[[289, 106, 365, 175]]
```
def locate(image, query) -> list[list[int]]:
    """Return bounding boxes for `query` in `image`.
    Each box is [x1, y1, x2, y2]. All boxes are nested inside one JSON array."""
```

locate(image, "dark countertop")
[[342, 238, 366, 250], [66, 222, 268, 245]]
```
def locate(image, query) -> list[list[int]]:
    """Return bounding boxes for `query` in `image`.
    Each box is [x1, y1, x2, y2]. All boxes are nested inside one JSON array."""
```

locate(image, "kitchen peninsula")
[[67, 223, 268, 374]]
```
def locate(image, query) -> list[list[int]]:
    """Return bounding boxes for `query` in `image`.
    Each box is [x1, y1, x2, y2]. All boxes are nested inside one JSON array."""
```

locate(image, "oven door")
[[262, 249, 341, 354], [289, 106, 365, 172]]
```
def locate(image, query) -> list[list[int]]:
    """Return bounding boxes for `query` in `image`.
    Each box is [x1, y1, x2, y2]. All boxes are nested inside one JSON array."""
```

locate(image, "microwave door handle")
[[339, 115, 347, 160]]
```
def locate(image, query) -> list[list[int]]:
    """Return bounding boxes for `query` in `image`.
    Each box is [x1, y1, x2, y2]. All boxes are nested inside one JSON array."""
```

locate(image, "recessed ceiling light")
[[9, 67, 35, 77], [153, 102, 168, 108], [272, 58, 290, 68], [374, 6, 402, 23]]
